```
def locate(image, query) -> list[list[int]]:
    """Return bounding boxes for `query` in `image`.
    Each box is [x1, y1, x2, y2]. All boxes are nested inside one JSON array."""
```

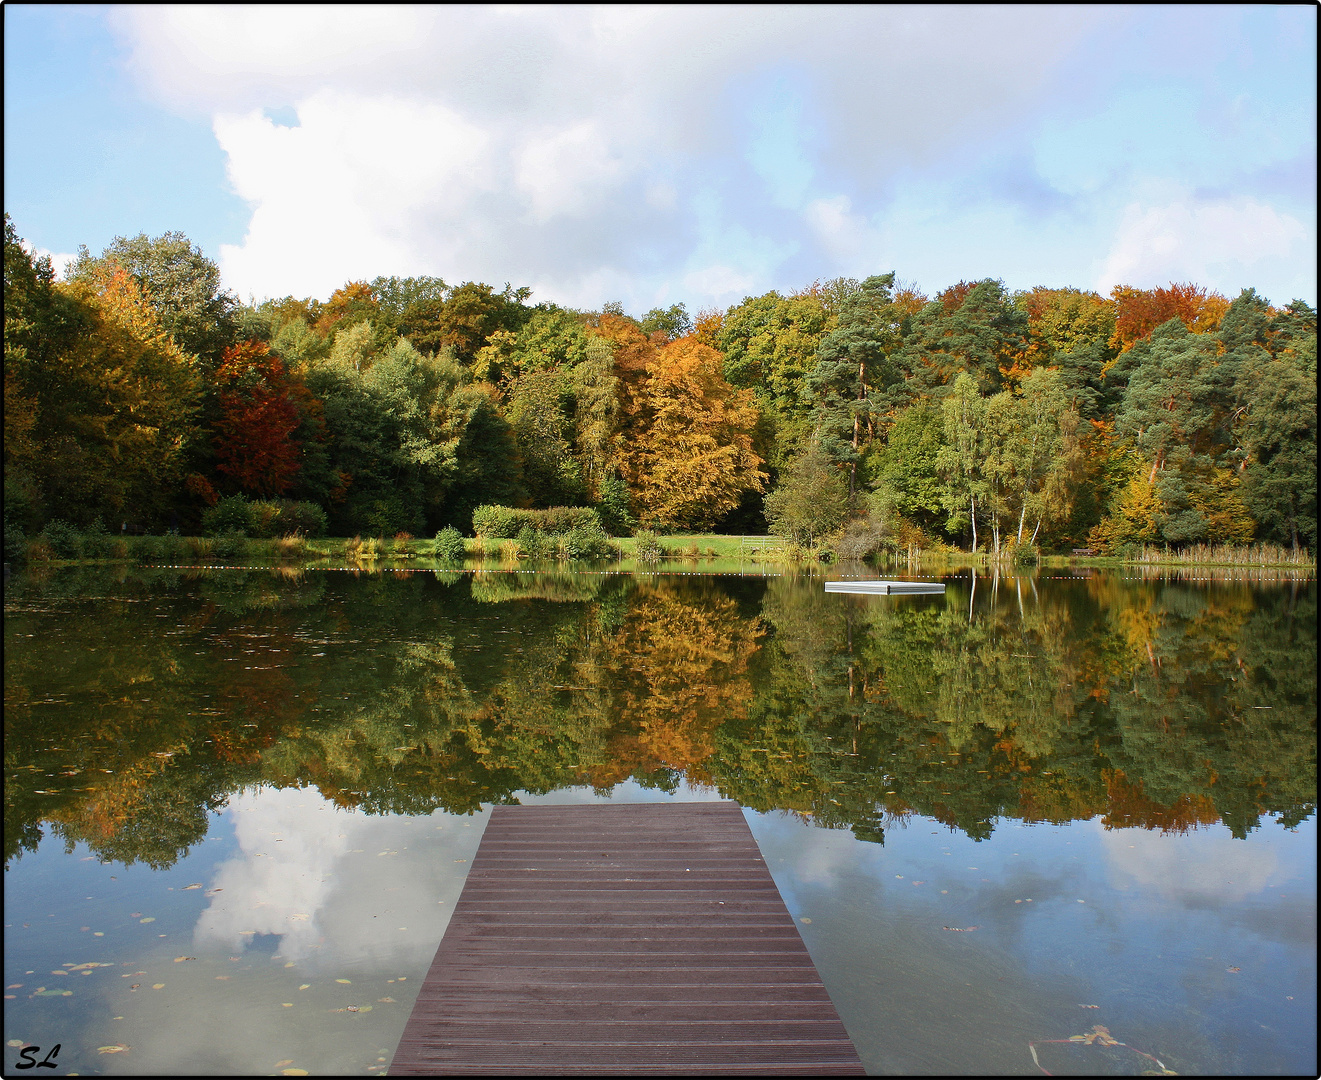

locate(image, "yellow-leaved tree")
[[620, 337, 765, 531]]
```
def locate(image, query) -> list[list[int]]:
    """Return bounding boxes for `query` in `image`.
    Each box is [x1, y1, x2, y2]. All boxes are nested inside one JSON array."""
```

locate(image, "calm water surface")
[[4, 564, 1316, 1075]]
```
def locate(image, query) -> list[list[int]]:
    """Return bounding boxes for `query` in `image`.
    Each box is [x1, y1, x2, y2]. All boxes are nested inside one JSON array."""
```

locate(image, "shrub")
[[516, 525, 553, 558], [202, 496, 253, 536], [249, 501, 284, 538], [634, 529, 663, 562], [835, 516, 893, 562], [79, 518, 111, 558], [433, 526, 466, 561], [393, 531, 414, 555], [596, 474, 635, 536], [135, 535, 165, 563], [41, 519, 81, 559], [560, 521, 613, 559], [472, 505, 520, 539], [212, 530, 247, 561], [275, 500, 328, 538]]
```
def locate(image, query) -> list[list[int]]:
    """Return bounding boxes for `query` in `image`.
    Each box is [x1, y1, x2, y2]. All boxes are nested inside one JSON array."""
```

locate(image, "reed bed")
[[1130, 543, 1314, 568]]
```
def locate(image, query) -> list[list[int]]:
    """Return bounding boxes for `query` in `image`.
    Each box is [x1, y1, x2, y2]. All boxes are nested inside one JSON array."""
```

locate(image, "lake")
[[3, 563, 1315, 1075]]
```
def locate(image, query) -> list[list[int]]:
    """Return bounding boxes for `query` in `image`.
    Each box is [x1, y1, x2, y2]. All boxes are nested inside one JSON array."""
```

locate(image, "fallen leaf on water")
[[942, 926, 979, 931], [130, 912, 142, 918], [378, 997, 396, 1003], [284, 962, 296, 968], [174, 956, 196, 963], [290, 913, 309, 921], [299, 984, 310, 990], [1080, 1004, 1099, 1008], [275, 1062, 293, 1069], [182, 884, 203, 890], [282, 1003, 294, 1007], [139, 917, 155, 924], [7, 1040, 27, 1048], [94, 932, 104, 936], [152, 983, 165, 989], [1227, 966, 1241, 973], [6, 985, 21, 990], [129, 985, 140, 991], [336, 978, 351, 984], [36, 989, 73, 997], [215, 976, 230, 980], [98, 1045, 130, 1054], [282, 1070, 309, 1076]]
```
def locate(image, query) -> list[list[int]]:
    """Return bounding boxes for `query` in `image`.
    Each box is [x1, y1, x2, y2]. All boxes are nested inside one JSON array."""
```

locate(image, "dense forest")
[[5, 214, 1316, 556]]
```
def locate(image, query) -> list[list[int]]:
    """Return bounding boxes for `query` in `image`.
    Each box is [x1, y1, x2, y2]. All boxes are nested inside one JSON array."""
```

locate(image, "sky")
[[4, 4, 1316, 314]]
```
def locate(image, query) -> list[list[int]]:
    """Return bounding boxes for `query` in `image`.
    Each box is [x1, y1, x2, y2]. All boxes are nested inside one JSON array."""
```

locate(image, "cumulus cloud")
[[193, 785, 484, 968], [101, 5, 1314, 308], [1096, 194, 1311, 297]]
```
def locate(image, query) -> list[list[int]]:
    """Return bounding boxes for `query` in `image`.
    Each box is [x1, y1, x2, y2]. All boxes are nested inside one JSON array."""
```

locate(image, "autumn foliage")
[[212, 340, 317, 496]]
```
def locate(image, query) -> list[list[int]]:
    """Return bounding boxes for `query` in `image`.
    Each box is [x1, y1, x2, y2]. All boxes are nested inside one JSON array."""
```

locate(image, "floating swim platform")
[[824, 580, 946, 595], [390, 801, 864, 1075]]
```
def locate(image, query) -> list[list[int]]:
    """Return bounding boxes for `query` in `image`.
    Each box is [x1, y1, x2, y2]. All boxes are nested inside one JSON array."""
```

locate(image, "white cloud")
[[1099, 824, 1285, 906], [214, 91, 492, 299], [1096, 195, 1310, 295], [100, 6, 1314, 309], [21, 242, 78, 279], [192, 785, 484, 967]]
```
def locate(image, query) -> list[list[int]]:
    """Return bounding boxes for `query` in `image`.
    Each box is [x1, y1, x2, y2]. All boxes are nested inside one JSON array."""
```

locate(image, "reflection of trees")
[[3, 566, 1314, 870]]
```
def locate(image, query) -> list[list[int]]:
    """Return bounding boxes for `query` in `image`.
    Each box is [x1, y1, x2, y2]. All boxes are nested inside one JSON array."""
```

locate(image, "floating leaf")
[[282, 1003, 294, 1007], [284, 962, 296, 968], [282, 1070, 309, 1076], [182, 884, 203, 890], [139, 917, 155, 924], [98, 1045, 130, 1054], [36, 989, 73, 997], [152, 983, 165, 989], [290, 913, 309, 921], [7, 1040, 27, 1048], [174, 956, 196, 963], [336, 978, 351, 984], [1227, 966, 1241, 973], [298, 984, 310, 990], [215, 976, 230, 980], [378, 996, 396, 1003]]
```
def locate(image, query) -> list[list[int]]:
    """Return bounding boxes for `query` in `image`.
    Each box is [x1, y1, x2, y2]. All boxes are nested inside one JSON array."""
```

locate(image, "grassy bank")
[[14, 532, 1314, 574]]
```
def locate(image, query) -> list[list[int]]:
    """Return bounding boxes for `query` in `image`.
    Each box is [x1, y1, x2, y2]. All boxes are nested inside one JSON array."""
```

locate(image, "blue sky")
[[4, 5, 1315, 312]]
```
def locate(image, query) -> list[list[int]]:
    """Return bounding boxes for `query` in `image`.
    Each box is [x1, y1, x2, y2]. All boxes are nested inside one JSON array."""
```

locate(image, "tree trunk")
[[969, 493, 978, 553], [1030, 517, 1042, 545], [1016, 498, 1028, 545]]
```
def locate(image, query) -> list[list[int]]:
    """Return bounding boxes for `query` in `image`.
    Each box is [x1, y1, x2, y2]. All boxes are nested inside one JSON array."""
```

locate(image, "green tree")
[[936, 373, 990, 551], [763, 444, 850, 547], [1240, 357, 1317, 552], [803, 272, 901, 494], [896, 279, 1029, 399], [67, 231, 239, 367]]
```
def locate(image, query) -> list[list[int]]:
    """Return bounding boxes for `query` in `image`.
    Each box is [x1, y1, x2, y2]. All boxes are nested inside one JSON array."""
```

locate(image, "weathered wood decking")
[[390, 801, 865, 1075]]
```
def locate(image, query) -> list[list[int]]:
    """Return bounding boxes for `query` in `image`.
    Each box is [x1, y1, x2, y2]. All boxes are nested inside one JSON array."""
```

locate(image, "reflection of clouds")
[[193, 786, 488, 970], [1099, 824, 1282, 905]]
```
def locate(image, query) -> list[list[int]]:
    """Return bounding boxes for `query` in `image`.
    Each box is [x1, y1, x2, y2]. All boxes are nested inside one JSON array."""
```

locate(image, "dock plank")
[[390, 801, 864, 1075]]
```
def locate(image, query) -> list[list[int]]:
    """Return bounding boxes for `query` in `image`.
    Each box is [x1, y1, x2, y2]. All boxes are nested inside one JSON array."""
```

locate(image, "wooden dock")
[[390, 801, 864, 1075]]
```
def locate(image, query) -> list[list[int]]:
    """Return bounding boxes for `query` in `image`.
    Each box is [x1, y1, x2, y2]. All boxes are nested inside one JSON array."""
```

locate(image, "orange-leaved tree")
[[1109, 282, 1230, 354], [620, 336, 765, 531]]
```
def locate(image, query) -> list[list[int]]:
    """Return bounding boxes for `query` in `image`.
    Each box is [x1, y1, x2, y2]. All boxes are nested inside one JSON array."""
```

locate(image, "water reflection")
[[4, 566, 1315, 874]]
